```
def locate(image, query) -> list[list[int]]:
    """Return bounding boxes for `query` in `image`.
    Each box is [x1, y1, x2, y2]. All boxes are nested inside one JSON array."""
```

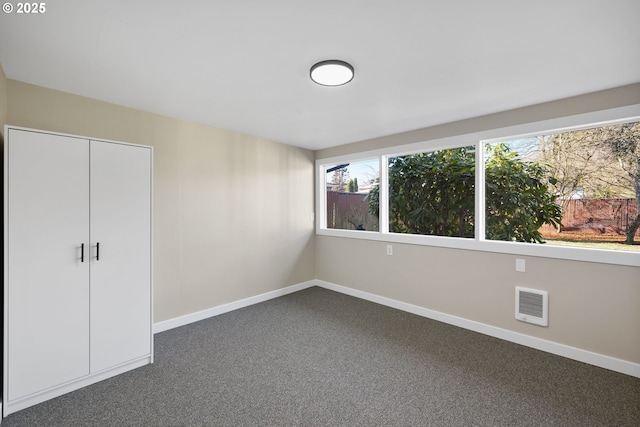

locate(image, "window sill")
[[316, 228, 640, 267]]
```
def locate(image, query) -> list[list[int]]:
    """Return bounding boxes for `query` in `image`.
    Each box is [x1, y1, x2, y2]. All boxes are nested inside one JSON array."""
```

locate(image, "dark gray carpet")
[[3, 286, 639, 426]]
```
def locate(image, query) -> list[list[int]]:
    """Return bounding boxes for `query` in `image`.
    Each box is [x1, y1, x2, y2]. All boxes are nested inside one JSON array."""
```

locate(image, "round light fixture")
[[310, 60, 354, 86]]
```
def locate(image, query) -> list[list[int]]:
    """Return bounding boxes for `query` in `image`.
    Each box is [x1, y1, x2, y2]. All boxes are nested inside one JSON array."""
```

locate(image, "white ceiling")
[[1, 0, 639, 150]]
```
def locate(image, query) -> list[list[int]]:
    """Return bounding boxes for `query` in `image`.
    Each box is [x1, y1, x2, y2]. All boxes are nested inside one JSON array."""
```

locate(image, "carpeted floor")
[[2, 286, 639, 426]]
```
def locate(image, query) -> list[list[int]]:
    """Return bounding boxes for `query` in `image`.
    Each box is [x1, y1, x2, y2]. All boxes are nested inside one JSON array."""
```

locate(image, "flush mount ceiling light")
[[310, 60, 354, 86]]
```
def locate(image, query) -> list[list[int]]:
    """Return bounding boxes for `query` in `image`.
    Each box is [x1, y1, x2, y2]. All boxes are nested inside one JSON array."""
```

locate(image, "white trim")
[[316, 228, 640, 266], [316, 165, 326, 230], [315, 280, 640, 379], [379, 155, 389, 234], [153, 281, 317, 334], [475, 142, 486, 241]]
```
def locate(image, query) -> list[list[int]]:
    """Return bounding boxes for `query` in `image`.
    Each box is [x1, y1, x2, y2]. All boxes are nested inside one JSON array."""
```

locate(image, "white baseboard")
[[315, 280, 640, 379], [152, 279, 639, 379], [153, 280, 316, 334]]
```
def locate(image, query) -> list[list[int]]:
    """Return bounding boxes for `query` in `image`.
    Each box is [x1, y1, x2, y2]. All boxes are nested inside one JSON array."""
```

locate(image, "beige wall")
[[6, 79, 316, 323], [315, 84, 640, 364]]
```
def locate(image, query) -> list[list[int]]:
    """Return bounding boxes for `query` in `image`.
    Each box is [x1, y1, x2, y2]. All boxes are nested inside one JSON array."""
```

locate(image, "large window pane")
[[485, 121, 640, 250], [325, 160, 379, 231], [383, 146, 475, 237]]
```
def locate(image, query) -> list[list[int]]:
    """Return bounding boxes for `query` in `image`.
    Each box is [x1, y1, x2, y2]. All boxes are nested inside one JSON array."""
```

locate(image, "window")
[[324, 159, 379, 231], [483, 141, 561, 243], [316, 106, 640, 266], [384, 146, 475, 237], [484, 121, 640, 249]]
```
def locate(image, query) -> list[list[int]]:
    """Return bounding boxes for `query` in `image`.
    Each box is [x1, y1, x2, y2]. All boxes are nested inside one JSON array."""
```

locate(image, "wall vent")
[[515, 287, 548, 326]]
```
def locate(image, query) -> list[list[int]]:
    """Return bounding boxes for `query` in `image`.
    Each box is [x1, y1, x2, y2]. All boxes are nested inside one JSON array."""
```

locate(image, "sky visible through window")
[[327, 159, 379, 193]]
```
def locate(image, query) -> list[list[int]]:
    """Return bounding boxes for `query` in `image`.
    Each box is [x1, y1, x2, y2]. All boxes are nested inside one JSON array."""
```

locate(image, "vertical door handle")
[[81, 243, 85, 262], [96, 242, 100, 261]]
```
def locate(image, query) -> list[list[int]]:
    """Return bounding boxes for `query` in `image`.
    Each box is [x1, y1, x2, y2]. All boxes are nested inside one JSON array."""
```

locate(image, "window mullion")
[[317, 164, 327, 230], [475, 141, 485, 241], [379, 155, 389, 234]]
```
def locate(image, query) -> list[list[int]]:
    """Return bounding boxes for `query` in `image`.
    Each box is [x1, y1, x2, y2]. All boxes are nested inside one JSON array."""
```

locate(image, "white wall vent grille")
[[515, 287, 548, 326]]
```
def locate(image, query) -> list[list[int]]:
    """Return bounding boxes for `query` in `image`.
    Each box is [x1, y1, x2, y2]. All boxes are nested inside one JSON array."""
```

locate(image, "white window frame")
[[316, 104, 640, 267]]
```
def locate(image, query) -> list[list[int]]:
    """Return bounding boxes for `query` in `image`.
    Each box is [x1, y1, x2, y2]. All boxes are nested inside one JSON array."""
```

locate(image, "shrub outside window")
[[369, 146, 475, 238]]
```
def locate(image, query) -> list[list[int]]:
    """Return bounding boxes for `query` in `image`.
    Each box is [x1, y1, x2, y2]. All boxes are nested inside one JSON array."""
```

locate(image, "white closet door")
[[6, 129, 90, 401], [89, 140, 152, 372]]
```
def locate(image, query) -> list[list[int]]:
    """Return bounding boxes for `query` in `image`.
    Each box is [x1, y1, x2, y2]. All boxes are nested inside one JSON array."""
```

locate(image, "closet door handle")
[[81, 243, 85, 262], [96, 242, 100, 261]]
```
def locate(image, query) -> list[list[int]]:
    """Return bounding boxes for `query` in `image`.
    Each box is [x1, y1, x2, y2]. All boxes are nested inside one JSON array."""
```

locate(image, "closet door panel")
[[6, 129, 90, 400], [89, 141, 152, 372]]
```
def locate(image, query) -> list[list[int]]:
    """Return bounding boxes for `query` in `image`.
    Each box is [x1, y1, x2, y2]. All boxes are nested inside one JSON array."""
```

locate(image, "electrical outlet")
[[386, 245, 393, 256], [516, 258, 526, 272]]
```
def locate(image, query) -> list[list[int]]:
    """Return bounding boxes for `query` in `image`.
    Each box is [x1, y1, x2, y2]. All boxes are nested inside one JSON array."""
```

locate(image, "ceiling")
[[1, 1, 639, 151]]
